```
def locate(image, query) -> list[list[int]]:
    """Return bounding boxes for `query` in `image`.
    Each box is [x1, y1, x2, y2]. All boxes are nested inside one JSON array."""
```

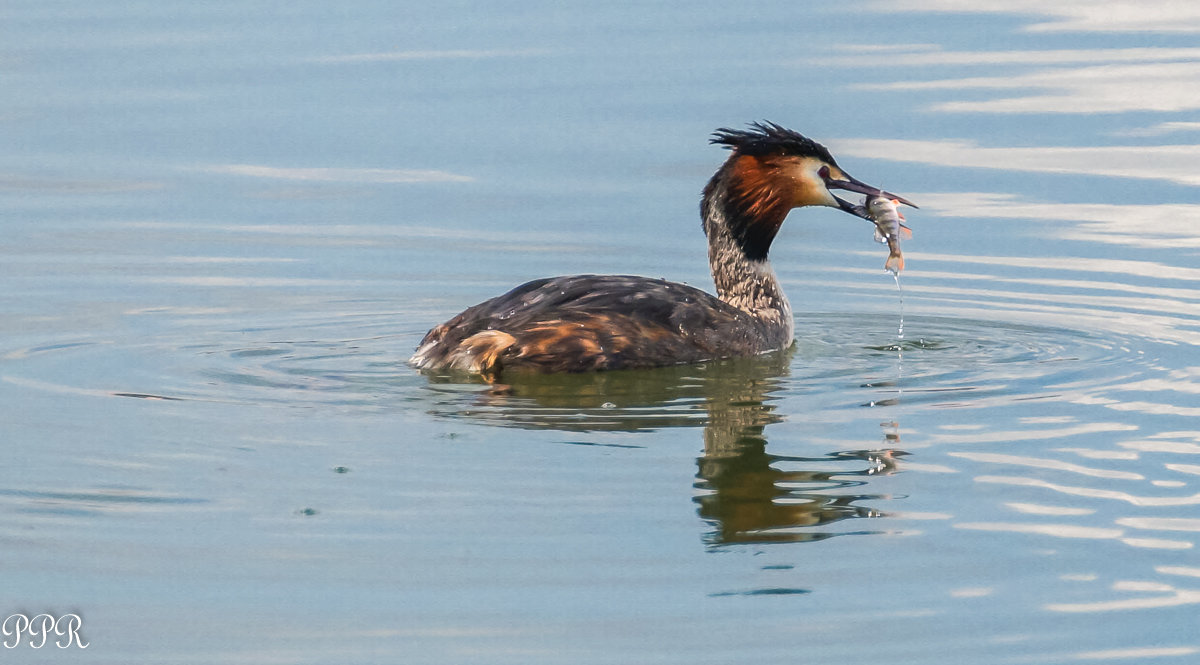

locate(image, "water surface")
[[2, 1, 1199, 663]]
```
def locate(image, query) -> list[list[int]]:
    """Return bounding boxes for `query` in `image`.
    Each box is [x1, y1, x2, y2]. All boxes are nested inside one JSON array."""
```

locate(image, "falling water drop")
[[892, 271, 904, 400]]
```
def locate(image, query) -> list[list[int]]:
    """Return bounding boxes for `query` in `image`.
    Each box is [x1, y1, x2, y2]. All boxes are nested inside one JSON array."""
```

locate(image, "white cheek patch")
[[816, 184, 840, 207], [793, 158, 839, 208]]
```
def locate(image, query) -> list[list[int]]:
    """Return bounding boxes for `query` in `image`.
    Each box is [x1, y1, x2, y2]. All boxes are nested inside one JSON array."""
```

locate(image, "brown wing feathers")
[[411, 275, 773, 376]]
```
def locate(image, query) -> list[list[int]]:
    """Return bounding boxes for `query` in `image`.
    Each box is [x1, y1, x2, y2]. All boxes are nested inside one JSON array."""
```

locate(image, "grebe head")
[[710, 121, 915, 219], [703, 122, 915, 262]]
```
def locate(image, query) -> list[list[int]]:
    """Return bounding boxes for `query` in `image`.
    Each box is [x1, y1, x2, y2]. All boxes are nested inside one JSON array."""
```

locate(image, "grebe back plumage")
[[410, 122, 914, 378]]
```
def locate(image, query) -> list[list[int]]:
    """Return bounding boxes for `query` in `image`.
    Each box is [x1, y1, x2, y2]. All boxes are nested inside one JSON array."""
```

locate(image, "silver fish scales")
[[864, 194, 911, 273]]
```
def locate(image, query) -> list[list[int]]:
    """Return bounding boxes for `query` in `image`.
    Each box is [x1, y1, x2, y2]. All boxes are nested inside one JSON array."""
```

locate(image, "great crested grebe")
[[410, 122, 914, 377]]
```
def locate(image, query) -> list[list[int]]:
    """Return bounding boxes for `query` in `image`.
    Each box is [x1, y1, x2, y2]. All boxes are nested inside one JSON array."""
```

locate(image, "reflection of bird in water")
[[411, 122, 914, 379], [427, 352, 793, 431], [425, 352, 908, 547], [694, 382, 907, 546]]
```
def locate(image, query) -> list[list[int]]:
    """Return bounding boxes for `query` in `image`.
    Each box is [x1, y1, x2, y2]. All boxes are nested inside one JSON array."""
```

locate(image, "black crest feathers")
[[710, 121, 838, 165]]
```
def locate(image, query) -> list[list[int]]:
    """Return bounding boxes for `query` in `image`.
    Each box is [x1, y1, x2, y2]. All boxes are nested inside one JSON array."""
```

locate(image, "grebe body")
[[412, 274, 790, 375], [410, 122, 913, 378]]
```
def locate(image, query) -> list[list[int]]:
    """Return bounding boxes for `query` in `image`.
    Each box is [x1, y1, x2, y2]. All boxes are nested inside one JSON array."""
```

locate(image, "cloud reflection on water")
[[310, 48, 551, 64], [832, 46, 1200, 67], [202, 164, 474, 183], [865, 61, 1200, 114], [867, 0, 1200, 34], [1118, 121, 1200, 137], [833, 139, 1200, 186], [1067, 646, 1200, 659], [1048, 584, 1200, 613], [976, 475, 1200, 508], [901, 193, 1200, 249], [949, 452, 1143, 480], [833, 38, 1200, 115], [1005, 502, 1094, 516]]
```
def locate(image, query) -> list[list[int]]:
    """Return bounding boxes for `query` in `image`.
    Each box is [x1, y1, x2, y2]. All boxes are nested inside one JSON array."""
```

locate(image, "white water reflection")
[[1116, 517, 1200, 531], [956, 522, 1123, 539], [1094, 400, 1200, 418], [931, 423, 1138, 445], [832, 2, 1200, 134], [1055, 447, 1139, 461], [869, 0, 1200, 33], [0, 173, 162, 193], [1049, 583, 1200, 613], [1120, 121, 1200, 137], [905, 193, 1200, 249], [832, 285, 1199, 347], [957, 512, 1194, 549], [1068, 646, 1200, 660], [832, 46, 1200, 67], [862, 61, 1200, 114], [976, 476, 1200, 507], [202, 164, 474, 183], [116, 220, 605, 246], [311, 48, 551, 64], [1005, 502, 1094, 516], [897, 287, 1200, 346], [889, 245, 1200, 285], [949, 452, 1143, 480], [834, 139, 1200, 186]]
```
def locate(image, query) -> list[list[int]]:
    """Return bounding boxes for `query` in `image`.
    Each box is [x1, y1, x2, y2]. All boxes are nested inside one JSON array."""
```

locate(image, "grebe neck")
[[700, 169, 794, 339]]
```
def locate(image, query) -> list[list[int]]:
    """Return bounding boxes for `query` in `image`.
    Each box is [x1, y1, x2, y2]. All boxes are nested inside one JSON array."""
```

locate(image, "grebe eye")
[[818, 165, 830, 179]]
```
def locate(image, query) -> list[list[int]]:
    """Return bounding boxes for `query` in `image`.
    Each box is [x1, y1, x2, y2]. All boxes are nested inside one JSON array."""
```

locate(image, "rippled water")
[[4, 1, 1200, 663]]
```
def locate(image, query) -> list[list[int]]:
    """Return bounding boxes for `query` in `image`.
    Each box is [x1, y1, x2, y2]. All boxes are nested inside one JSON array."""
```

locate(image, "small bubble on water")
[[601, 401, 616, 409]]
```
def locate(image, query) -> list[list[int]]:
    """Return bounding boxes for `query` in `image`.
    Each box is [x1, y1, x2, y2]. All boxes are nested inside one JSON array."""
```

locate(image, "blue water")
[[3, 2, 1200, 663]]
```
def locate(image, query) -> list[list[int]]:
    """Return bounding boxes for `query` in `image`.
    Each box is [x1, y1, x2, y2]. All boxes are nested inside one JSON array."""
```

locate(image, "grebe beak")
[[824, 171, 917, 219]]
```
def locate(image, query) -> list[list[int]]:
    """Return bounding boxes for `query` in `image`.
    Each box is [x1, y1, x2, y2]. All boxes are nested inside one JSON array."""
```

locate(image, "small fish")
[[863, 194, 912, 274]]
